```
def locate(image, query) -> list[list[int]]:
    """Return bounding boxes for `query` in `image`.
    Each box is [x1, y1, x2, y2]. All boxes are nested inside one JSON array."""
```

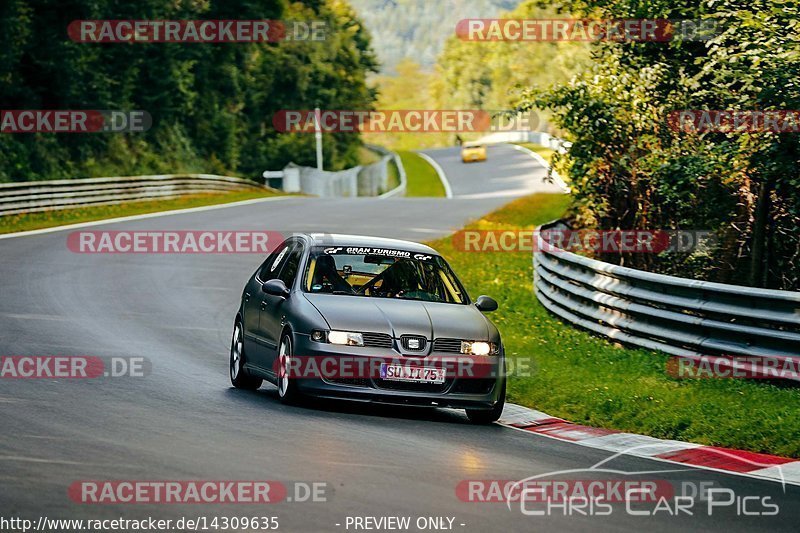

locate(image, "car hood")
[[303, 294, 493, 340]]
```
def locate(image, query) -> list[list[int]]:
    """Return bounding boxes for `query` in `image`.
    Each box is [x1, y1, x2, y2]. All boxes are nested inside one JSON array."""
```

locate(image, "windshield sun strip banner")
[[320, 246, 434, 261]]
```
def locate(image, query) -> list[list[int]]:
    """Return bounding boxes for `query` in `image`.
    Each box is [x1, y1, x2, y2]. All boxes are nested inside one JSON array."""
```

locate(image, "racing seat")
[[312, 254, 353, 293]]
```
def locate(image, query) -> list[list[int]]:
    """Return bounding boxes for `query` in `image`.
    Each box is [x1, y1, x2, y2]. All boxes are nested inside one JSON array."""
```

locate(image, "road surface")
[[0, 144, 795, 532]]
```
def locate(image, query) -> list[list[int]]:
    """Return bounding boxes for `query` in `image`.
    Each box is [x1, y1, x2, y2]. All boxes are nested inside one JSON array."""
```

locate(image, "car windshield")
[[303, 246, 469, 304]]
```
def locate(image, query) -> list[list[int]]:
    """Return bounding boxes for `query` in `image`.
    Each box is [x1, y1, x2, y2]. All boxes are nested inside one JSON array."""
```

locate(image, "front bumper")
[[291, 333, 505, 410]]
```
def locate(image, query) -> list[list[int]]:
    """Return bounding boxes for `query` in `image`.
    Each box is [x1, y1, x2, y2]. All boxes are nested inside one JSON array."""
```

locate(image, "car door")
[[260, 241, 304, 371], [241, 271, 263, 357], [243, 241, 292, 370]]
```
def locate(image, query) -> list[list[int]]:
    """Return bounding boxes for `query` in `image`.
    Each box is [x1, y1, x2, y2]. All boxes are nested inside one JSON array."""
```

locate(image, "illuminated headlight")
[[460, 341, 497, 356], [327, 330, 364, 347], [461, 341, 497, 355]]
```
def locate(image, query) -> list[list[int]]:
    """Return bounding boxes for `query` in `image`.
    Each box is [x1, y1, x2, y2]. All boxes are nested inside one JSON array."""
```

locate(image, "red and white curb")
[[499, 403, 800, 487]]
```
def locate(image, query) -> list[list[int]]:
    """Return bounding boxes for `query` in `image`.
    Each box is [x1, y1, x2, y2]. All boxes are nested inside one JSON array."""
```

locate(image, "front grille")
[[325, 377, 371, 388], [432, 338, 462, 354], [362, 332, 393, 349], [401, 335, 427, 351]]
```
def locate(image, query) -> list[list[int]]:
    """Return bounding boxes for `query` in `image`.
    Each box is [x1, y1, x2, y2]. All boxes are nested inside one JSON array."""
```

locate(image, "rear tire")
[[276, 333, 302, 404], [230, 322, 262, 390], [466, 379, 505, 424]]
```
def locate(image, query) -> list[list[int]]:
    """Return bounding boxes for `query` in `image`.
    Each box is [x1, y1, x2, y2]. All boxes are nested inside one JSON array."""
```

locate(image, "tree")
[[518, 0, 799, 290], [0, 0, 378, 181]]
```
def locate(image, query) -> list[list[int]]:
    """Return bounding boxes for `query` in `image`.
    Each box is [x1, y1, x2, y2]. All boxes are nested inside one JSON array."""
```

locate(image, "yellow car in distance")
[[461, 142, 487, 163]]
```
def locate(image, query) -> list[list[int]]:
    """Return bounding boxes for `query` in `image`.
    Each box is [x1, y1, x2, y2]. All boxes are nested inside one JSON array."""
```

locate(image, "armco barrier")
[[276, 145, 406, 198], [366, 144, 407, 199], [289, 163, 359, 197], [0, 174, 266, 216], [534, 220, 800, 380]]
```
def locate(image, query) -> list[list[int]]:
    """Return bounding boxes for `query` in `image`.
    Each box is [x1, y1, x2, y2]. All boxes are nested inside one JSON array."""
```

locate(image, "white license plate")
[[380, 363, 446, 384]]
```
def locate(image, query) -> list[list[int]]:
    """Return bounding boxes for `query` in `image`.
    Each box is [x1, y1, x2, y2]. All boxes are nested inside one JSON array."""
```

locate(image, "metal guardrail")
[[534, 220, 800, 381], [261, 145, 406, 198], [0, 174, 266, 216], [378, 151, 407, 198], [365, 144, 407, 199]]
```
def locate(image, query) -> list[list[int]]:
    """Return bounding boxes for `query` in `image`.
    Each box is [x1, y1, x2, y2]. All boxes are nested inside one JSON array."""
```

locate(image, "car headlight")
[[460, 341, 498, 356], [326, 330, 364, 347]]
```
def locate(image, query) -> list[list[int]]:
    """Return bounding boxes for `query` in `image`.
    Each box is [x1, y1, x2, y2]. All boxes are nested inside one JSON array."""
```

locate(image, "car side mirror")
[[475, 295, 498, 312], [262, 279, 290, 298]]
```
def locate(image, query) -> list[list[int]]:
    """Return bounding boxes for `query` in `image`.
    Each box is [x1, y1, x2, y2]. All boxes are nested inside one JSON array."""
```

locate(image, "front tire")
[[230, 323, 262, 390], [466, 379, 505, 424], [276, 333, 302, 404]]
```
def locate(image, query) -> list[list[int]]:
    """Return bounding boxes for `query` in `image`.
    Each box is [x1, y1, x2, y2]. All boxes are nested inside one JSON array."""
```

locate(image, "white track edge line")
[[0, 196, 292, 240], [416, 152, 454, 199], [508, 143, 571, 194]]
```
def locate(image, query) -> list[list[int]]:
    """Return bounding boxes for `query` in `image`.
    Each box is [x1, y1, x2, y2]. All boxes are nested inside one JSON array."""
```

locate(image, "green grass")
[[0, 189, 286, 235], [398, 150, 446, 197], [427, 193, 800, 458], [386, 158, 401, 193]]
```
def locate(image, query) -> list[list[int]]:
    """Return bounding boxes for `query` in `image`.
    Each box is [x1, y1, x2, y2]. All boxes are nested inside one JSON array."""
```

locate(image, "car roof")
[[300, 233, 439, 255]]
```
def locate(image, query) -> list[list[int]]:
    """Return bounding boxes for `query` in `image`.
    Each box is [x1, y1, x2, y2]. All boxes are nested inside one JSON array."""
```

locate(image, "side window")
[[277, 245, 303, 287], [258, 242, 292, 281]]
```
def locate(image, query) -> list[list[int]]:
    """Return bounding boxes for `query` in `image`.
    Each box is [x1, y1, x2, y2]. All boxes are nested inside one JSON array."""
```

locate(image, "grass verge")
[[398, 151, 446, 197], [385, 158, 401, 193], [427, 192, 800, 458], [0, 189, 286, 235]]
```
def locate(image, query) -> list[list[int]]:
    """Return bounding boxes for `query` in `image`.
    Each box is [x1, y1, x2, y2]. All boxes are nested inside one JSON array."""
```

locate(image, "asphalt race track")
[[1, 144, 797, 532]]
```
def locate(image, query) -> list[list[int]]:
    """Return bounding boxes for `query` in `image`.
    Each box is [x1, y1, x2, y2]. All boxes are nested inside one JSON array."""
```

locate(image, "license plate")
[[380, 363, 446, 384]]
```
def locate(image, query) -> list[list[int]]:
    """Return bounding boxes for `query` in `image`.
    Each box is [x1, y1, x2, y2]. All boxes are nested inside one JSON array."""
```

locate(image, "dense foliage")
[[0, 0, 378, 182], [518, 0, 800, 290]]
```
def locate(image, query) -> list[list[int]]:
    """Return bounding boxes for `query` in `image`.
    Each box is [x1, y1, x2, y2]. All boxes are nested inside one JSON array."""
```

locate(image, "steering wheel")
[[359, 270, 411, 298], [358, 272, 387, 296]]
